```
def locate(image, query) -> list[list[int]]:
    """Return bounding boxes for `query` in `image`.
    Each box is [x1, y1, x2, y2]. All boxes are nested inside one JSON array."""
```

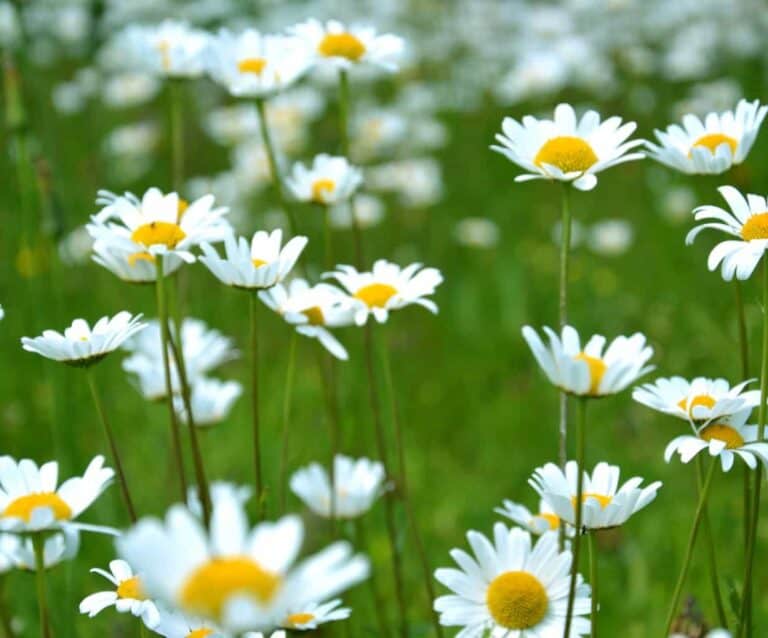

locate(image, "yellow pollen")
[[573, 492, 613, 509], [303, 306, 325, 326], [677, 394, 716, 415], [131, 222, 186, 249], [311, 178, 336, 203], [127, 251, 156, 267], [187, 630, 214, 638], [286, 612, 315, 627], [690, 133, 738, 156], [179, 556, 281, 620], [534, 136, 598, 173], [318, 32, 366, 61], [3, 493, 72, 522], [354, 283, 397, 308], [741, 212, 768, 241], [177, 198, 189, 221], [533, 513, 560, 530], [157, 40, 171, 71], [486, 571, 548, 629], [237, 57, 268, 75], [117, 576, 145, 600], [252, 258, 268, 268], [699, 423, 745, 449], [573, 352, 607, 395]]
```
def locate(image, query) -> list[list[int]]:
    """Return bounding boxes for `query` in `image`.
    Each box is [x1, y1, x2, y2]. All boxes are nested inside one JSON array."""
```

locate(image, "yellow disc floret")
[[117, 577, 145, 600], [318, 32, 366, 61], [677, 394, 716, 415], [354, 283, 397, 308], [573, 492, 613, 509], [533, 513, 560, 530], [303, 306, 325, 326], [699, 423, 745, 449], [741, 212, 768, 241], [691, 133, 738, 156], [131, 222, 187, 249], [3, 493, 72, 522], [252, 258, 268, 268], [573, 352, 607, 395], [128, 251, 156, 267], [311, 179, 336, 203], [486, 571, 548, 629], [238, 58, 268, 75], [534, 136, 598, 173], [285, 612, 315, 627], [187, 630, 214, 638]]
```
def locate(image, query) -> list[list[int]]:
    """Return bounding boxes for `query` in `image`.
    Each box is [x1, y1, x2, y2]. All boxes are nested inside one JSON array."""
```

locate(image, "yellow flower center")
[[187, 630, 214, 638], [157, 40, 171, 71], [127, 251, 156, 267], [303, 306, 325, 326], [179, 556, 281, 620], [177, 198, 189, 221], [354, 283, 397, 308], [131, 222, 187, 249], [252, 258, 268, 268], [318, 32, 366, 61], [533, 513, 560, 530], [238, 57, 268, 75], [573, 492, 613, 509], [117, 576, 145, 600], [3, 493, 72, 522], [285, 612, 316, 627], [311, 178, 336, 203], [699, 423, 745, 449], [573, 352, 607, 395], [534, 136, 598, 173], [741, 212, 768, 241], [486, 571, 548, 630], [677, 394, 716, 415], [691, 133, 738, 156]]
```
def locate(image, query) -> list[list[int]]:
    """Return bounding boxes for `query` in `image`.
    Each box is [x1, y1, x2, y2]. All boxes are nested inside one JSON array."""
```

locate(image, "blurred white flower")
[[115, 21, 209, 78], [286, 155, 363, 206], [587, 219, 634, 256], [173, 377, 242, 427], [330, 194, 385, 230], [454, 217, 499, 249]]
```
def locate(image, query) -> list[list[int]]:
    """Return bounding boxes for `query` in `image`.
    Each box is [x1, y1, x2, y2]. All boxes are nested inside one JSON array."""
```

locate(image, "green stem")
[[86, 370, 137, 522], [337, 68, 363, 267], [317, 352, 341, 537], [588, 532, 599, 638], [154, 256, 188, 502], [354, 517, 392, 638], [558, 185, 572, 470], [279, 333, 298, 514], [662, 458, 718, 637], [323, 205, 334, 270], [169, 78, 184, 193], [32, 535, 51, 638], [696, 456, 727, 629], [735, 280, 750, 379], [249, 292, 265, 517], [562, 397, 586, 638]]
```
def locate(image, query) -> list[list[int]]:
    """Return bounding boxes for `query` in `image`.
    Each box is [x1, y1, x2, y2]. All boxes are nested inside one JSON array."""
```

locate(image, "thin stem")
[[363, 324, 407, 638], [558, 184, 572, 470], [250, 292, 265, 517], [168, 79, 184, 193], [662, 458, 718, 637], [734, 280, 750, 379], [86, 370, 137, 522], [562, 397, 586, 638], [279, 333, 298, 514], [354, 517, 392, 638], [337, 68, 363, 267], [323, 205, 334, 270], [317, 352, 341, 536], [696, 456, 727, 629], [32, 535, 51, 638], [154, 256, 188, 502], [588, 532, 598, 638]]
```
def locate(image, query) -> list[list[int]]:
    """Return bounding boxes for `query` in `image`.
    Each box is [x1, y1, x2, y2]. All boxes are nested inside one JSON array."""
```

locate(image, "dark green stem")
[[355, 517, 392, 638], [279, 333, 298, 514], [32, 535, 51, 638], [249, 292, 265, 517], [696, 456, 727, 629], [588, 532, 599, 638], [337, 68, 363, 267]]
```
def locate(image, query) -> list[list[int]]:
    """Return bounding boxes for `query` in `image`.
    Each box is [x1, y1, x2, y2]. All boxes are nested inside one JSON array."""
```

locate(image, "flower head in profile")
[[199, 231, 308, 291], [530, 461, 662, 530], [0, 456, 114, 535], [259, 279, 355, 360], [80, 559, 160, 628], [324, 260, 443, 325], [91, 237, 185, 284], [291, 19, 404, 71], [491, 103, 644, 191], [281, 599, 350, 631], [522, 325, 653, 398], [495, 498, 567, 537], [286, 154, 363, 206], [686, 186, 768, 281], [173, 377, 242, 427], [116, 20, 209, 78], [434, 524, 590, 637], [646, 99, 767, 175], [0, 528, 80, 571], [21, 312, 146, 367]]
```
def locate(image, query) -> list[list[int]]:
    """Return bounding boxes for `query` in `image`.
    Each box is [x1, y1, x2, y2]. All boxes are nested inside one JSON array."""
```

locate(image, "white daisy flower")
[[0, 456, 115, 535], [199, 231, 308, 291], [259, 279, 355, 360], [173, 378, 242, 427], [291, 19, 404, 71], [286, 154, 363, 205], [685, 185, 768, 281], [281, 599, 350, 630], [205, 29, 311, 98], [151, 606, 223, 638], [633, 376, 759, 424], [434, 524, 591, 637], [80, 559, 160, 628], [0, 528, 80, 571], [530, 461, 662, 531], [117, 489, 369, 633], [522, 325, 654, 397], [491, 103, 644, 191], [91, 237, 184, 284], [290, 455, 385, 519], [21, 312, 146, 367], [122, 353, 176, 401], [324, 260, 443, 325], [646, 99, 768, 175], [494, 498, 566, 536], [90, 188, 231, 264], [664, 410, 768, 472]]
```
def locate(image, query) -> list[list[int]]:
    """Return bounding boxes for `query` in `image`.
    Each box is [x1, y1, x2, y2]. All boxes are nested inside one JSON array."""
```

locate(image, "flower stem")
[[154, 256, 188, 502], [317, 352, 341, 536], [86, 370, 137, 522], [562, 397, 586, 638], [558, 184, 572, 467], [588, 532, 599, 638], [354, 516, 392, 638], [168, 78, 184, 193], [337, 68, 363, 267], [279, 332, 298, 514], [735, 280, 750, 379], [32, 534, 51, 638], [323, 205, 334, 270], [249, 292, 265, 517], [662, 457, 718, 637]]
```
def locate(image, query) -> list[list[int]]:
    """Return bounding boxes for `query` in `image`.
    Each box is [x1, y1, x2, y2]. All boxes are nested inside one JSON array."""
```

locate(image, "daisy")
[[199, 231, 308, 290], [21, 312, 146, 367], [522, 325, 653, 397], [0, 528, 80, 571], [291, 19, 404, 72], [664, 409, 768, 472], [290, 455, 386, 519], [281, 599, 350, 630], [491, 103, 644, 191], [116, 20, 209, 78], [646, 99, 768, 175], [259, 279, 355, 360], [530, 461, 662, 530], [80, 559, 160, 628], [151, 606, 223, 638], [90, 188, 231, 264], [205, 29, 311, 98], [434, 524, 591, 637], [117, 489, 369, 633], [685, 185, 768, 281], [0, 456, 115, 534], [633, 376, 759, 424], [285, 154, 363, 205], [91, 237, 184, 283], [324, 260, 443, 325], [122, 353, 177, 401], [494, 498, 565, 536], [174, 377, 242, 427]]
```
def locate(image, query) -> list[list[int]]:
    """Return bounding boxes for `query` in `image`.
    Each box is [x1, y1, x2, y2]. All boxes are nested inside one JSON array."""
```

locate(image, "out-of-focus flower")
[[92, 239, 184, 284], [659, 185, 696, 224], [173, 377, 242, 427], [330, 194, 385, 230], [494, 498, 565, 536], [281, 599, 350, 631], [58, 227, 94, 266], [102, 72, 161, 109], [286, 155, 362, 206], [115, 21, 209, 78], [587, 219, 634, 256], [454, 217, 499, 249], [0, 528, 80, 571], [367, 158, 443, 207]]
